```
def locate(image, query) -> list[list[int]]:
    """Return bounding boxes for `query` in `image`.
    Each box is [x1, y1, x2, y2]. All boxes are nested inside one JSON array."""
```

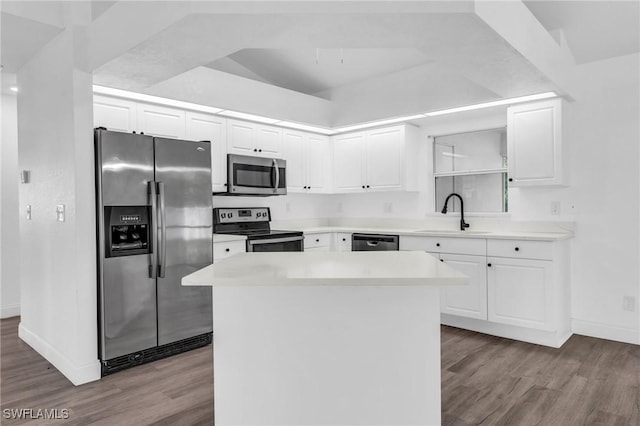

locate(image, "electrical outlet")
[[337, 202, 343, 213], [550, 201, 560, 215], [623, 296, 636, 312], [383, 202, 393, 214], [285, 202, 291, 213], [26, 204, 31, 220], [56, 204, 65, 222]]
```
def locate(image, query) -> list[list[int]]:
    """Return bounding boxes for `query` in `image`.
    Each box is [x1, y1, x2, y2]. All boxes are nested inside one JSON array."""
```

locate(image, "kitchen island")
[[182, 251, 468, 426]]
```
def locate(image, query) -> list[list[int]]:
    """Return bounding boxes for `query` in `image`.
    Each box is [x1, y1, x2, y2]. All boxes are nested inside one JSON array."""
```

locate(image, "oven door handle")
[[247, 235, 303, 245]]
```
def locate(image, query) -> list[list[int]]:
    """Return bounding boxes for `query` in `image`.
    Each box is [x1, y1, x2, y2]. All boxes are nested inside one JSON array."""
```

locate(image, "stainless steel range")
[[213, 207, 303, 252]]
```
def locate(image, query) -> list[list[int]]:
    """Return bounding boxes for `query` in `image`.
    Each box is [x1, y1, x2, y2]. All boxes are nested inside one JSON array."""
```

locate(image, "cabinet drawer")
[[304, 233, 332, 250], [487, 239, 553, 260], [400, 236, 486, 256], [214, 240, 246, 261], [335, 233, 352, 251]]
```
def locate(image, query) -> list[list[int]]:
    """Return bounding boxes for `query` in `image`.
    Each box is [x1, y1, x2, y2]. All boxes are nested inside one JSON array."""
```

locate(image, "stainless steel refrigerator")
[[95, 128, 213, 375]]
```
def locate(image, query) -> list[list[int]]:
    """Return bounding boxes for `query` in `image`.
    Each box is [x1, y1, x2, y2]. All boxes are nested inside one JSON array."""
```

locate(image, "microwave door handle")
[[272, 159, 279, 193], [148, 181, 158, 279]]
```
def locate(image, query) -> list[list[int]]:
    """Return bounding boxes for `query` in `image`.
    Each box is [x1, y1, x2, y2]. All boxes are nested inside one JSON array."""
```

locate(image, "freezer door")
[[95, 129, 157, 360], [97, 129, 155, 206], [154, 137, 213, 345]]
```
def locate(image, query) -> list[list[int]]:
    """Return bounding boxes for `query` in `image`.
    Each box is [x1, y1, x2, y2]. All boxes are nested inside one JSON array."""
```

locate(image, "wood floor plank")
[[2, 317, 639, 425]]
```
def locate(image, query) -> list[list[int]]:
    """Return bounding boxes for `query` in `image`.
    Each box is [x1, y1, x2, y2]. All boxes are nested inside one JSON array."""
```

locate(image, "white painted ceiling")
[[523, 0, 640, 64], [206, 48, 432, 98], [1, 1, 638, 125]]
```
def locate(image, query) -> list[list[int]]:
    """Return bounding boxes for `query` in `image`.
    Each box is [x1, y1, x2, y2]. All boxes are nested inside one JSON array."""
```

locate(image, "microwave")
[[226, 154, 287, 196]]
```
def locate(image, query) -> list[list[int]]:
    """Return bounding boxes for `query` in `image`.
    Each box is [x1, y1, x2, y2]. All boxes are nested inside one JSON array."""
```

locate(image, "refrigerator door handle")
[[148, 181, 158, 279], [157, 181, 167, 278]]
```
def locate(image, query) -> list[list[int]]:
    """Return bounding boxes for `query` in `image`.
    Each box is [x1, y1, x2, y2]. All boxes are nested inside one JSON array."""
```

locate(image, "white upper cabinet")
[[333, 132, 366, 192], [185, 112, 227, 193], [93, 95, 137, 133], [507, 98, 564, 186], [284, 130, 331, 193], [136, 103, 186, 139], [227, 119, 283, 158], [332, 124, 419, 193], [306, 134, 330, 192]]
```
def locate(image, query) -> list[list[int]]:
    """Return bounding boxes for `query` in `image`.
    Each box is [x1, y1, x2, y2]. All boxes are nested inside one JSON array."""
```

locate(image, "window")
[[433, 128, 508, 213]]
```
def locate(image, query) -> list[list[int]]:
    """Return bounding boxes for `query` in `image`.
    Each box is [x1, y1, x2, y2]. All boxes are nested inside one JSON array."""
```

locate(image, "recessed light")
[[9, 86, 18, 92]]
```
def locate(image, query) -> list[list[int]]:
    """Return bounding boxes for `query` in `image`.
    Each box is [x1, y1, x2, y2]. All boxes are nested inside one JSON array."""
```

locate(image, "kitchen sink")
[[413, 229, 490, 235]]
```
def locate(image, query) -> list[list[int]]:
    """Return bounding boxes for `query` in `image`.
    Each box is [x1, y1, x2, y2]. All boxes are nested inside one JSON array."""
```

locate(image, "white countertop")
[[301, 226, 573, 241], [182, 251, 468, 287], [213, 234, 247, 243]]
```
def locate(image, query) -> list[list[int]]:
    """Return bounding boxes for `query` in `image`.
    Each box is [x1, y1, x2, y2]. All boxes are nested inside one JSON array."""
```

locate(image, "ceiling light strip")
[[276, 121, 336, 135], [217, 110, 280, 124], [424, 92, 557, 117], [92, 85, 224, 115], [333, 114, 426, 134]]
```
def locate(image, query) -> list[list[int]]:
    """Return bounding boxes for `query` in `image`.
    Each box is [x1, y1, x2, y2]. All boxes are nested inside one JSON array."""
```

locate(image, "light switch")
[[26, 204, 31, 220], [56, 204, 65, 222]]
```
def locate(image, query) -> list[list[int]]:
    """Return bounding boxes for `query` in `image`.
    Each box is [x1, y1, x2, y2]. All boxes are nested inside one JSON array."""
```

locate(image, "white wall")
[[509, 53, 640, 343], [17, 19, 101, 385], [1, 92, 21, 318]]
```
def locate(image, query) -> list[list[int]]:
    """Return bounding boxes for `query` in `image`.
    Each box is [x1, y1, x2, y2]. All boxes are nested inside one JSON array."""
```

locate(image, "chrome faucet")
[[441, 193, 470, 231]]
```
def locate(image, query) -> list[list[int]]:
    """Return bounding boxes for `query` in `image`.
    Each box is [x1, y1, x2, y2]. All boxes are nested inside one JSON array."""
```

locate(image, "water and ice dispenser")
[[104, 206, 151, 257]]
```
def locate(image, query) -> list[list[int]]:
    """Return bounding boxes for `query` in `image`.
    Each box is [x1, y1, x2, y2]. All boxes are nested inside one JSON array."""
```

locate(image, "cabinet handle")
[[362, 185, 365, 189], [508, 178, 513, 182], [440, 259, 444, 262], [254, 148, 257, 152], [225, 248, 230, 252], [315, 239, 320, 242], [259, 149, 262, 152], [366, 185, 370, 188], [514, 247, 520, 251], [342, 238, 346, 242], [487, 263, 492, 267], [436, 243, 440, 247], [224, 183, 227, 186]]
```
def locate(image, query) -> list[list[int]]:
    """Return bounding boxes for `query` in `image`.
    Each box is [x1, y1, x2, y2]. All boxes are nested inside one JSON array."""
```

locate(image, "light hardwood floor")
[[1, 316, 639, 425]]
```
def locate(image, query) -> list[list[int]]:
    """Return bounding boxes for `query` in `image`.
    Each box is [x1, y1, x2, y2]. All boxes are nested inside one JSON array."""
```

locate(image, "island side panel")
[[213, 284, 441, 426]]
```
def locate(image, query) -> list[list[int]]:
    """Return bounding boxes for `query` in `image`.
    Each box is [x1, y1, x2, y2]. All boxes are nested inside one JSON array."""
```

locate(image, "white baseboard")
[[0, 304, 20, 319], [572, 319, 639, 345], [18, 322, 101, 386]]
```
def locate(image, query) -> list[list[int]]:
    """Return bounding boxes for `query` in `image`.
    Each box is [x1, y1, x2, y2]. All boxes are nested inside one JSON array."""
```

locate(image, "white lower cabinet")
[[487, 257, 553, 330], [304, 233, 332, 251], [214, 240, 246, 261], [440, 254, 487, 320], [334, 233, 352, 252], [400, 235, 570, 347]]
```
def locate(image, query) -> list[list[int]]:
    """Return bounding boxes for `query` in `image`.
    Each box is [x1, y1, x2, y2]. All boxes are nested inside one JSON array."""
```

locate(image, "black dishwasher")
[[351, 233, 399, 251]]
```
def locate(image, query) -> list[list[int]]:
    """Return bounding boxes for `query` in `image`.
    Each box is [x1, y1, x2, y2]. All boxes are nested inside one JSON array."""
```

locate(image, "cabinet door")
[[366, 126, 404, 191], [439, 254, 487, 320], [213, 240, 246, 261], [283, 130, 306, 192], [257, 125, 283, 158], [333, 133, 365, 193], [93, 95, 137, 133], [186, 112, 227, 192], [507, 99, 562, 186], [137, 103, 186, 139], [227, 119, 256, 155], [487, 257, 554, 330], [306, 134, 329, 193]]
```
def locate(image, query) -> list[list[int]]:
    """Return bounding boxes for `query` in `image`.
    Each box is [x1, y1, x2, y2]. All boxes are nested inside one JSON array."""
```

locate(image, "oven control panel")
[[214, 207, 271, 224]]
